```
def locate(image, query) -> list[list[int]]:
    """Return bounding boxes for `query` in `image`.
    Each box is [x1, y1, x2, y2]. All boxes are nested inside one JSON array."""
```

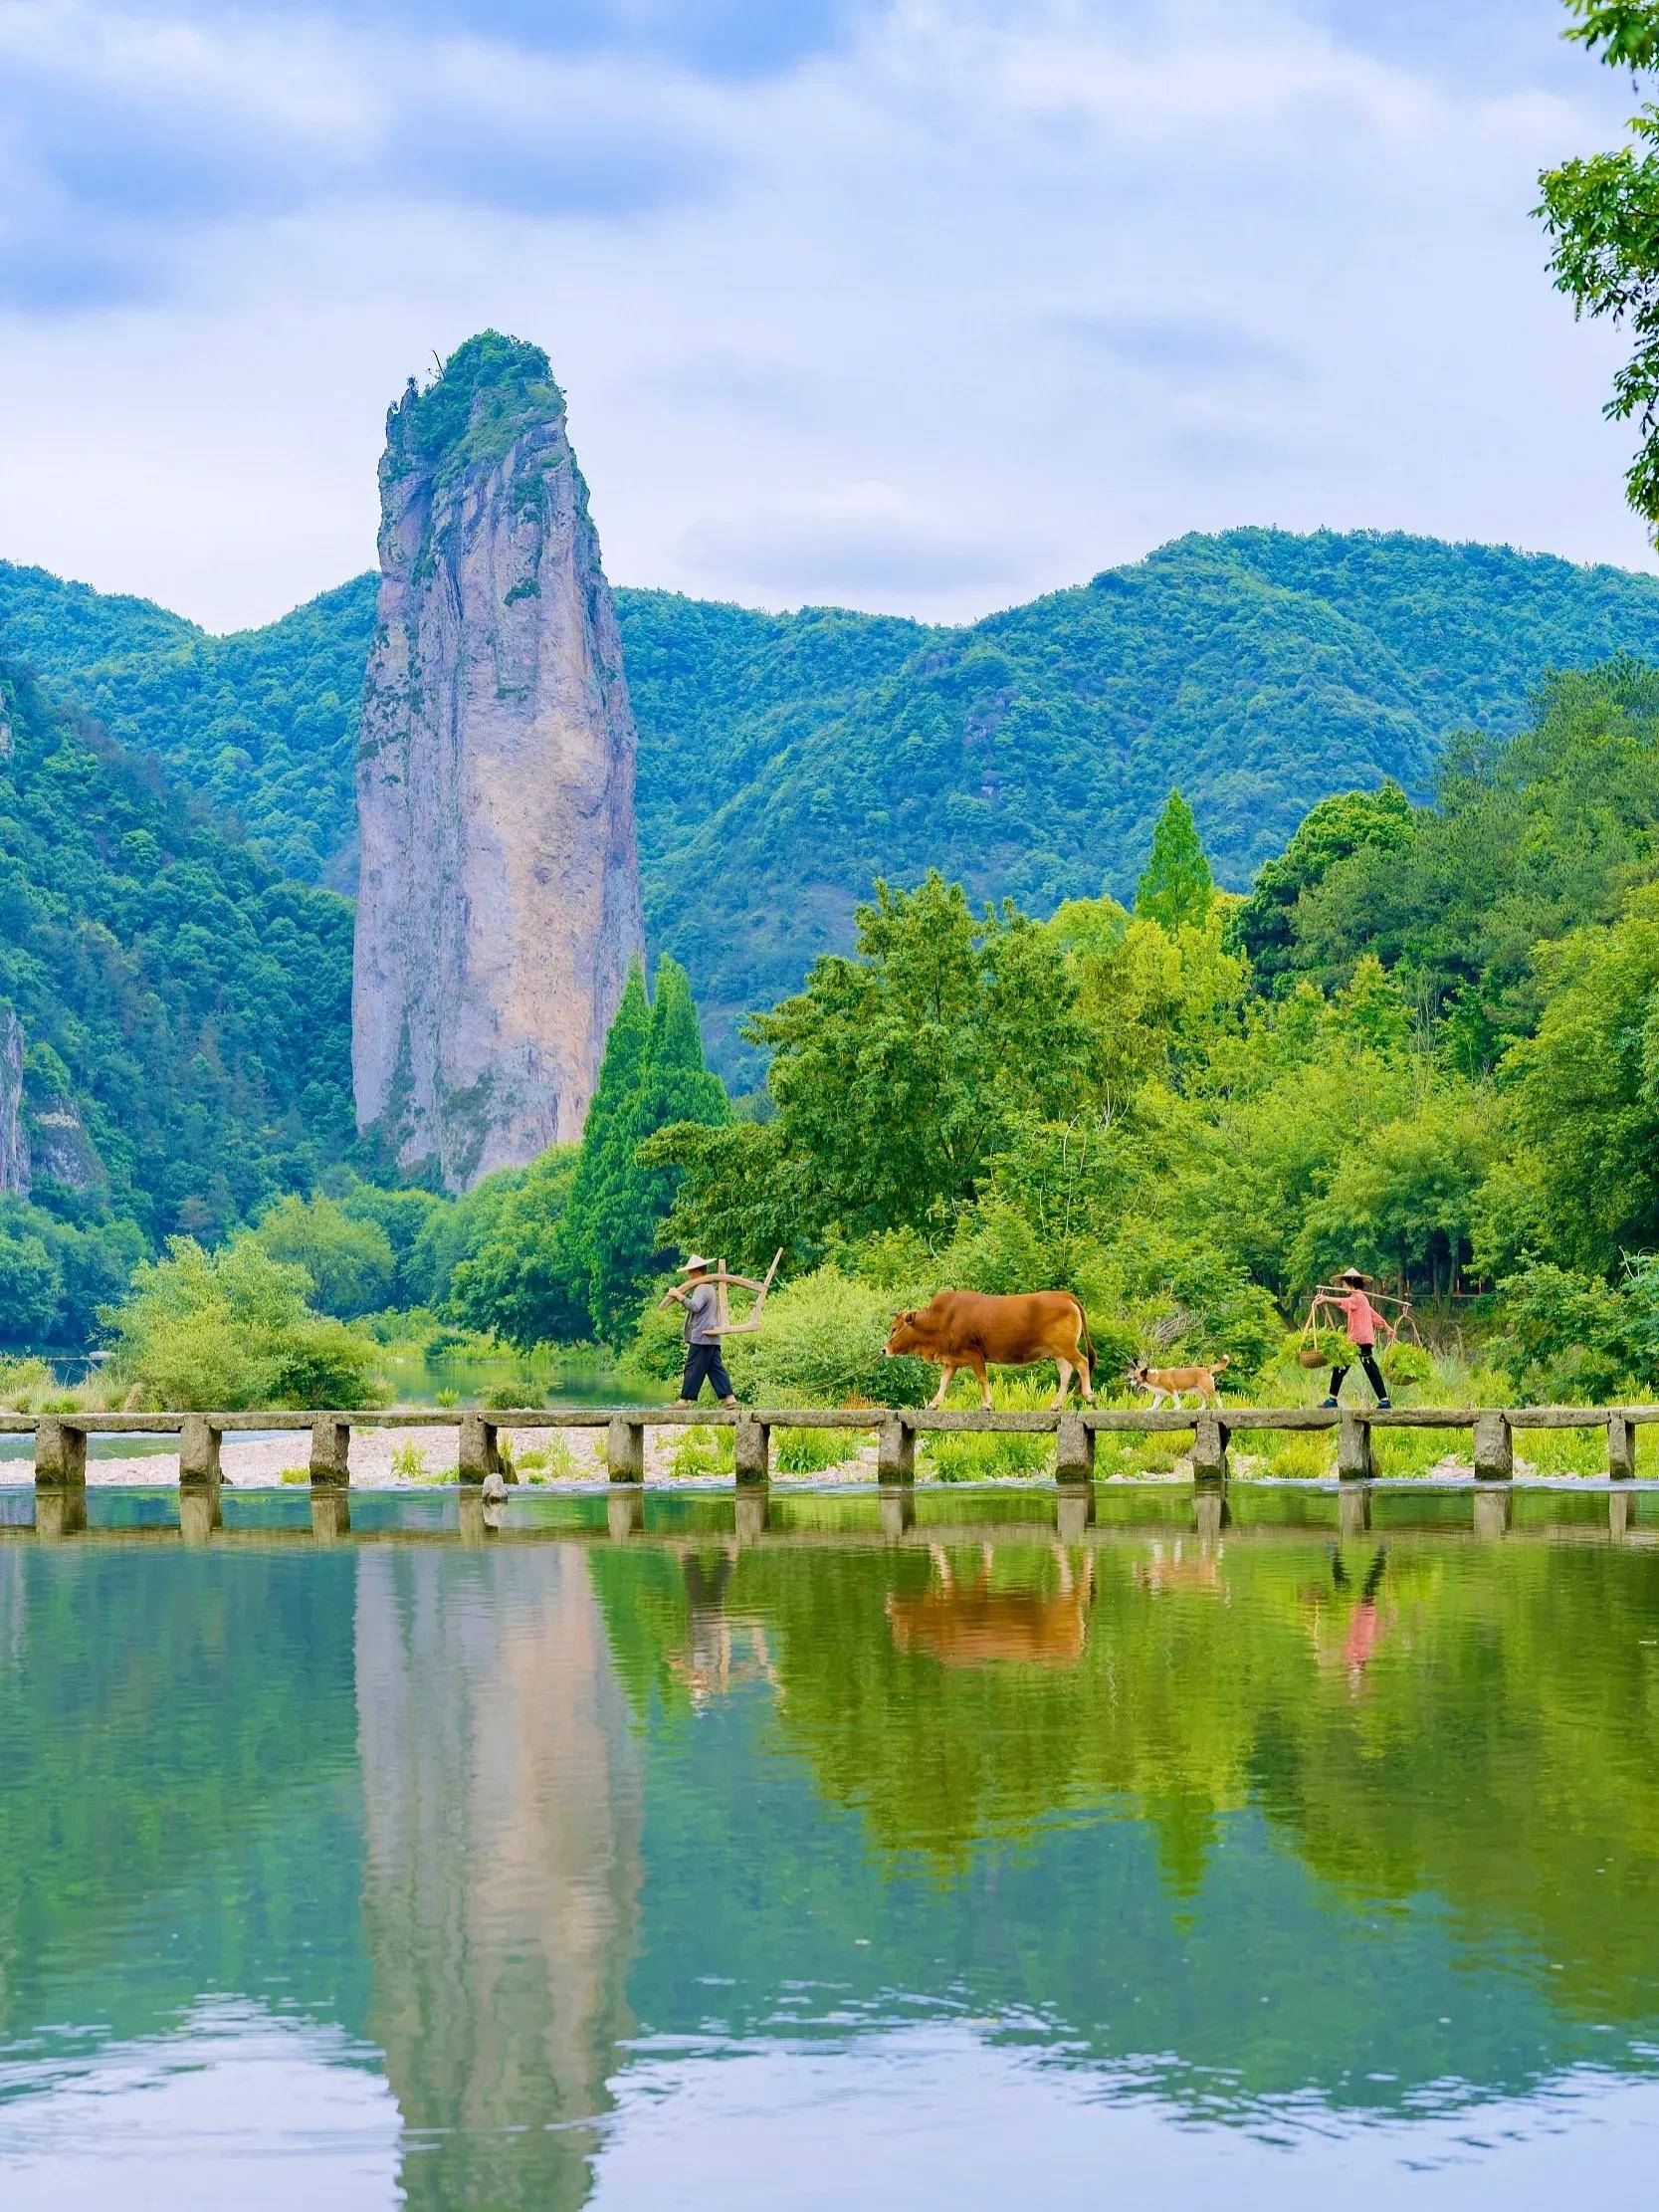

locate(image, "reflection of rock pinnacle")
[[353, 1548, 643, 2209]]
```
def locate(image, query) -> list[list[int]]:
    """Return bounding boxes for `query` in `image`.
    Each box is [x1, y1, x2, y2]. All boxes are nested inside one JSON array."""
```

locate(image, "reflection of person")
[[670, 1545, 777, 1708], [1315, 1267, 1395, 1410], [1331, 1544, 1388, 1694], [659, 1255, 738, 1408]]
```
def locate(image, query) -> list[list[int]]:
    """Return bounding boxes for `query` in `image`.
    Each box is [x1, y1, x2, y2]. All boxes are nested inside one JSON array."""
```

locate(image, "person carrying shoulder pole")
[[1314, 1268, 1395, 1411], [659, 1255, 738, 1408]]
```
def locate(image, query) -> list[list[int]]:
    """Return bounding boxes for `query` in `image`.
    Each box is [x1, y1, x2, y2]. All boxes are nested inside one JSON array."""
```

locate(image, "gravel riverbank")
[[0, 1423, 889, 1489]]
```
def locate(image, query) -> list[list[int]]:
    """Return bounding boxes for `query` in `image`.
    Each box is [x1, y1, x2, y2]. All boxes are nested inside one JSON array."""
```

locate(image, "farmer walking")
[[660, 1255, 739, 1408], [1315, 1267, 1394, 1411]]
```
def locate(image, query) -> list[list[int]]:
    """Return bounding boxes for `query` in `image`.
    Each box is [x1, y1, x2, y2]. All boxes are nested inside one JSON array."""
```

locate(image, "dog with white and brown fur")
[[1125, 1354, 1230, 1409]]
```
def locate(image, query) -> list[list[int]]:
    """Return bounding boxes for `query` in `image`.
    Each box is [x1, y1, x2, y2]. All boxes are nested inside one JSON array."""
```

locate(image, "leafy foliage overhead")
[[1539, 1, 1659, 527]]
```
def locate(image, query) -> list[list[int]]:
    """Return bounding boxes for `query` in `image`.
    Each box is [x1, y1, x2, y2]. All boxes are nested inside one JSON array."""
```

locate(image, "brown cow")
[[887, 1543, 1096, 1668], [883, 1289, 1095, 1408]]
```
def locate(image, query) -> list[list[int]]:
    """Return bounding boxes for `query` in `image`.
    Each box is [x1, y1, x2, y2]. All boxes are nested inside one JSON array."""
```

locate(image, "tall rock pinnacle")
[[352, 333, 644, 1190]]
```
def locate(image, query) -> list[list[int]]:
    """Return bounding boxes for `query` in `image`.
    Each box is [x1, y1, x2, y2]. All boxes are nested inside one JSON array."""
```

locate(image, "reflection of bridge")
[[7, 1482, 1653, 1548], [14, 1397, 1659, 1494]]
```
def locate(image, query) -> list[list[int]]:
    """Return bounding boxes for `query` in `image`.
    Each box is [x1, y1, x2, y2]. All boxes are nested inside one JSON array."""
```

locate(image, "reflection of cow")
[[884, 1290, 1095, 1407], [886, 1542, 1096, 1668]]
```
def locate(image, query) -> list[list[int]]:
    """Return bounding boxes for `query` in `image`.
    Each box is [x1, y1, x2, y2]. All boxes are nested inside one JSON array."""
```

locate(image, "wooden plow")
[[713, 1248, 784, 1336]]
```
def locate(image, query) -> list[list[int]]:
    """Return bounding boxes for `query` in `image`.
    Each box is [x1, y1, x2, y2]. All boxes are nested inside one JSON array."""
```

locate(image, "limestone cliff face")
[[352, 333, 644, 1190], [0, 1006, 29, 1198]]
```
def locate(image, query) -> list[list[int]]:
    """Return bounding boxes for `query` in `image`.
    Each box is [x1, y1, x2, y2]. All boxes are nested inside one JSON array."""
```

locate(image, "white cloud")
[[679, 479, 1029, 599], [0, 0, 1650, 632]]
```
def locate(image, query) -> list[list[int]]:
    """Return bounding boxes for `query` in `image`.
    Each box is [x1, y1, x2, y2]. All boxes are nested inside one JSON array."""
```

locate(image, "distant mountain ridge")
[[6, 527, 1659, 1071]]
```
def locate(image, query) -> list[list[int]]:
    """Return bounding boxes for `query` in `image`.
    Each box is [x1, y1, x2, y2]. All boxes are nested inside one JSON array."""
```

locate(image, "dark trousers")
[[681, 1341, 734, 1402], [1331, 1349, 1387, 1402]]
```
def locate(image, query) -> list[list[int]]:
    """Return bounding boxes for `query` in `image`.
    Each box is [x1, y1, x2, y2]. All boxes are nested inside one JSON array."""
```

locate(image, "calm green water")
[[2, 1484, 1658, 2208]]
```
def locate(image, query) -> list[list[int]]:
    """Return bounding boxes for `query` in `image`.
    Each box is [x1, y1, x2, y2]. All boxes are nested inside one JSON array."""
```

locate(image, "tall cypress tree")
[[563, 959, 650, 1328], [1135, 788, 1213, 930], [630, 954, 728, 1231], [581, 956, 729, 1339]]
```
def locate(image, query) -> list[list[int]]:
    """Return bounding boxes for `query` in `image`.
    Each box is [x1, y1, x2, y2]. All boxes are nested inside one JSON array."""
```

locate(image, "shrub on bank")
[[0, 1356, 61, 1412], [101, 1236, 381, 1411], [735, 1267, 935, 1406]]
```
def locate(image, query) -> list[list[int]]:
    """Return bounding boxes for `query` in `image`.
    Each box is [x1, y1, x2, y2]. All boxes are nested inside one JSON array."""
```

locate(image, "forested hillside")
[[0, 659, 355, 1341], [8, 529, 1659, 1069], [0, 566, 374, 888]]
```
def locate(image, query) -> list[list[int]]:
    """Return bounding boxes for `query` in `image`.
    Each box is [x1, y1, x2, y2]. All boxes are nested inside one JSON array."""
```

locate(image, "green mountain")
[[0, 657, 354, 1339], [7, 528, 1659, 1072], [0, 566, 373, 889]]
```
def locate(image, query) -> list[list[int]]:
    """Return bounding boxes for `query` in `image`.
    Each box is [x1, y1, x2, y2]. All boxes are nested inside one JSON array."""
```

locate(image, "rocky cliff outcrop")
[[0, 1005, 30, 1197], [352, 333, 644, 1190]]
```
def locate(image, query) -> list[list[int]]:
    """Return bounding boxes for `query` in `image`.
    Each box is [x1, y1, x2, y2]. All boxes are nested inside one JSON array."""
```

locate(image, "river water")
[[2, 1483, 1657, 2208]]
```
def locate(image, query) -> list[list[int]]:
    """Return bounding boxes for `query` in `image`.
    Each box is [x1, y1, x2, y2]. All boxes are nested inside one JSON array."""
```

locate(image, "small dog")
[[1126, 1354, 1230, 1409]]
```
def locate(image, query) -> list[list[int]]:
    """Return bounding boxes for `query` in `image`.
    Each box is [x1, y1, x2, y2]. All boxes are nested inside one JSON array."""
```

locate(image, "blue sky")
[[0, 0, 1648, 629]]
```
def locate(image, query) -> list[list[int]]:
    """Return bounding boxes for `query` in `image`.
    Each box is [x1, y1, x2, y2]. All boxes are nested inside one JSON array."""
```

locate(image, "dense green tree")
[[1294, 1081, 1499, 1298], [741, 873, 1091, 1242], [587, 956, 728, 1329], [0, 1212, 62, 1344], [637, 1118, 821, 1285], [1539, 2, 1659, 529], [252, 1193, 398, 1320], [446, 1146, 588, 1350], [404, 1165, 524, 1313], [1273, 662, 1659, 1059], [1497, 884, 1659, 1270], [1135, 790, 1213, 930], [1051, 899, 1249, 1107], [561, 962, 651, 1334], [438, 957, 728, 1348], [32, 1209, 148, 1345], [1230, 782, 1416, 989], [337, 1182, 447, 1307]]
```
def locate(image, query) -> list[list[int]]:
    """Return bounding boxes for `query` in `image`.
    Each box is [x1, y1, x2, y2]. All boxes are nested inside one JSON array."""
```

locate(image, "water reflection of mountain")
[[354, 1548, 643, 2212], [600, 1531, 1659, 2129]]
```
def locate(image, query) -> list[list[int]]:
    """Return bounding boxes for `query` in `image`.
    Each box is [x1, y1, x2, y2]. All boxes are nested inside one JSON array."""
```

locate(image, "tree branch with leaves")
[[1540, 0, 1659, 528]]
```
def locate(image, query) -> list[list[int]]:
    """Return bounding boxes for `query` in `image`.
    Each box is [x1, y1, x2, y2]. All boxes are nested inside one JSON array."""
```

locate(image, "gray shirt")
[[683, 1281, 720, 1345]]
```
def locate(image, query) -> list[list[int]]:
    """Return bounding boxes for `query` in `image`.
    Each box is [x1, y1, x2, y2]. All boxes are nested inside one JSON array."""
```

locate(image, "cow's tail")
[[1069, 1294, 1095, 1368]]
